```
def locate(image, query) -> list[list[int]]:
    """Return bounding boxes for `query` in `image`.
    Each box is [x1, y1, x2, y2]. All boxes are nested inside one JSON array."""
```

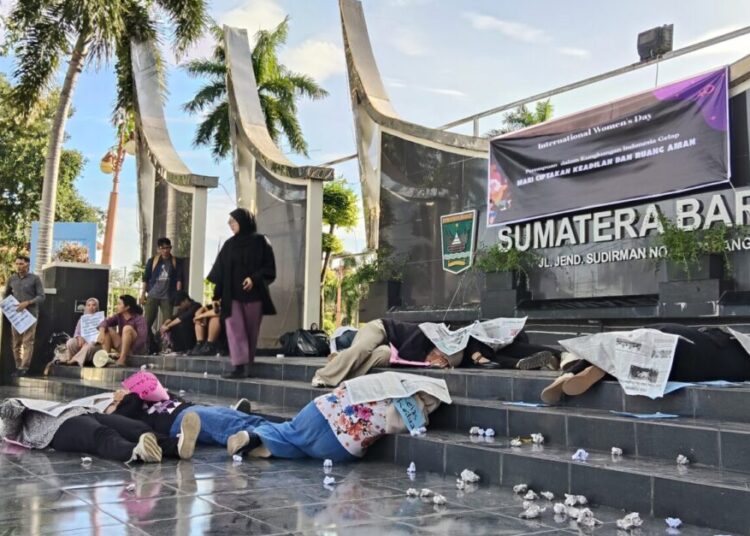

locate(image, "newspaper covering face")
[[418, 317, 527, 356], [559, 329, 679, 399]]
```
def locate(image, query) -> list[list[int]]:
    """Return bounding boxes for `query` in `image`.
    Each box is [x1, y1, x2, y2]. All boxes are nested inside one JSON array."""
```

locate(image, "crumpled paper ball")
[[566, 506, 581, 519], [523, 490, 539, 500], [575, 508, 601, 528], [407, 462, 416, 473], [510, 438, 523, 447], [323, 459, 333, 468], [323, 476, 336, 486], [519, 504, 542, 519], [564, 494, 588, 507], [456, 479, 465, 490], [676, 454, 690, 465], [513, 484, 528, 494], [572, 448, 589, 462], [540, 491, 554, 501], [616, 512, 643, 530], [611, 447, 623, 456], [460, 469, 480, 483], [432, 494, 447, 505], [469, 426, 481, 435], [553, 502, 566, 515], [232, 454, 242, 463], [406, 488, 418, 497], [419, 488, 434, 498], [80, 457, 92, 465], [531, 433, 545, 445], [666, 517, 682, 528], [485, 428, 496, 437]]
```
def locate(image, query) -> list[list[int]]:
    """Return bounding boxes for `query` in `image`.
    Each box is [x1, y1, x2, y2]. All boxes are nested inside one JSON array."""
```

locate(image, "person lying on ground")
[[98, 295, 148, 366], [540, 323, 750, 404], [0, 392, 199, 463], [159, 291, 201, 354], [225, 371, 451, 462], [187, 303, 225, 356], [463, 331, 560, 370], [109, 377, 254, 452], [311, 318, 462, 388]]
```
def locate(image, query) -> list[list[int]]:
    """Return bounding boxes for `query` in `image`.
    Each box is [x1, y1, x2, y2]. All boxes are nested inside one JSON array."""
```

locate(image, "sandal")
[[470, 352, 500, 369]]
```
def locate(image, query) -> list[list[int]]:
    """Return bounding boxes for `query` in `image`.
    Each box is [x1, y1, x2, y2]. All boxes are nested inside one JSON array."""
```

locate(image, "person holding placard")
[[63, 297, 103, 365], [2, 255, 45, 376]]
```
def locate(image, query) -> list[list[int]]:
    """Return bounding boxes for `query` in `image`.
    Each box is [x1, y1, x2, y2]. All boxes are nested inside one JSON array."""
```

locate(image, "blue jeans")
[[170, 403, 356, 462], [170, 406, 269, 446]]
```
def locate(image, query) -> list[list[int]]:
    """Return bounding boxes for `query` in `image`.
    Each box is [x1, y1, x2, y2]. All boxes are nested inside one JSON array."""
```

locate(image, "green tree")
[[486, 98, 554, 137], [5, 0, 208, 271], [321, 180, 359, 282], [0, 75, 102, 268], [183, 19, 328, 160]]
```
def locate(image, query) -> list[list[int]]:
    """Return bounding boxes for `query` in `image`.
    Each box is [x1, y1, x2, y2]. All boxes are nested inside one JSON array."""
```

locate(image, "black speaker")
[[637, 25, 674, 62]]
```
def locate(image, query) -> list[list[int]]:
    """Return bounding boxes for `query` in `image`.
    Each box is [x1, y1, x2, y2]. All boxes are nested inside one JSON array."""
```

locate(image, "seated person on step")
[[97, 295, 148, 366], [159, 291, 201, 354], [464, 331, 561, 370], [311, 318, 462, 388], [187, 302, 225, 356], [59, 297, 100, 366], [540, 323, 750, 404]]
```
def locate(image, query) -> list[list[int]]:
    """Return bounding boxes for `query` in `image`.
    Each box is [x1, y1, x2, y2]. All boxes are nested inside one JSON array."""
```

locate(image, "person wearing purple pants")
[[207, 208, 276, 378]]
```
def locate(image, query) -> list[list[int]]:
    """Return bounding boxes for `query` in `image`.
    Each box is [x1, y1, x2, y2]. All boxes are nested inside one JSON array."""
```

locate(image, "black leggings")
[[565, 324, 750, 382], [465, 333, 561, 369], [51, 413, 178, 462]]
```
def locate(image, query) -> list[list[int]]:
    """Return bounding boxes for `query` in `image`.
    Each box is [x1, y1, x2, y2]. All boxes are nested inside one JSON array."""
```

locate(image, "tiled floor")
[[0, 386, 730, 535], [0, 445, 728, 535]]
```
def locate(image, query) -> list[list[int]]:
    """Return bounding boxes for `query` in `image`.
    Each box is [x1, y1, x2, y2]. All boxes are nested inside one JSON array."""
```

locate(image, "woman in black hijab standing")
[[208, 208, 276, 378]]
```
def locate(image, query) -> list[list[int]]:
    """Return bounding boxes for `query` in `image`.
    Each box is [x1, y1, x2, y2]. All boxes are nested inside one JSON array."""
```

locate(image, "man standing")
[[3, 255, 45, 376], [141, 238, 184, 340]]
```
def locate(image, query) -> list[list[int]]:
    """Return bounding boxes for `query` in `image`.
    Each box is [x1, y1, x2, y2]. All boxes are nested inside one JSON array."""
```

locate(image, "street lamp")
[[100, 108, 134, 266]]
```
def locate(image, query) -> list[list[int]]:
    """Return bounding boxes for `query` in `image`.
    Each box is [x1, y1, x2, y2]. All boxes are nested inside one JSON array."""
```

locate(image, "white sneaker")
[[311, 376, 326, 388], [130, 432, 162, 463], [177, 412, 201, 460], [227, 430, 250, 456]]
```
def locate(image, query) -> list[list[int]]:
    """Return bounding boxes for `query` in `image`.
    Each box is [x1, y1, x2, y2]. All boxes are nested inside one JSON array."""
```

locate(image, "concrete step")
[[9, 374, 750, 534], [128, 353, 750, 425], [44, 364, 750, 474]]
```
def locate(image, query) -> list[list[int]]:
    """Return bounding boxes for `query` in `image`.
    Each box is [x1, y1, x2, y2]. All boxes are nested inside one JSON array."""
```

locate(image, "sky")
[[1, 0, 749, 274]]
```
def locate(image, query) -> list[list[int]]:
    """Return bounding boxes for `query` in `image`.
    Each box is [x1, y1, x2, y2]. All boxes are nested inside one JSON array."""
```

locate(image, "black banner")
[[488, 68, 730, 227]]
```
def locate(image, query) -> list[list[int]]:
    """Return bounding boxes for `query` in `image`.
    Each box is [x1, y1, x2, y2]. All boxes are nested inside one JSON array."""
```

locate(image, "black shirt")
[[382, 319, 435, 362], [114, 393, 193, 435], [174, 300, 202, 323]]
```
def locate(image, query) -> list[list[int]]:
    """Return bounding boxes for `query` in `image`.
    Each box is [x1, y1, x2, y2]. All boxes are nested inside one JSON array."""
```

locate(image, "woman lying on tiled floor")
[[0, 392, 199, 463], [111, 370, 451, 463]]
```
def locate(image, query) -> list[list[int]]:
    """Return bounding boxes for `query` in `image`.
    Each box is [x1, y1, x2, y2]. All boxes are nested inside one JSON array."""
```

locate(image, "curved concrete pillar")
[[131, 40, 219, 301], [339, 0, 489, 312], [224, 26, 333, 345]]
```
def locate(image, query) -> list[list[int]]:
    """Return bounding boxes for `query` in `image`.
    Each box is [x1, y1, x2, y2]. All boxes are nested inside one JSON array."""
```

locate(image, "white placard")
[[0, 295, 37, 335], [79, 311, 105, 343], [560, 329, 679, 399], [418, 317, 527, 356]]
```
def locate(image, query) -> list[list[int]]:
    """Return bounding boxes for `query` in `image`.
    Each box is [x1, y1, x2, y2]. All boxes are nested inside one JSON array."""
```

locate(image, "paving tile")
[[135, 512, 285, 535]]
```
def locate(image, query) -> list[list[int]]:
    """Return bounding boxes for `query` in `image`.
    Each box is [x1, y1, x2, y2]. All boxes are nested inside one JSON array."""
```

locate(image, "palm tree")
[[486, 98, 554, 137], [6, 0, 208, 272], [183, 18, 328, 160]]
